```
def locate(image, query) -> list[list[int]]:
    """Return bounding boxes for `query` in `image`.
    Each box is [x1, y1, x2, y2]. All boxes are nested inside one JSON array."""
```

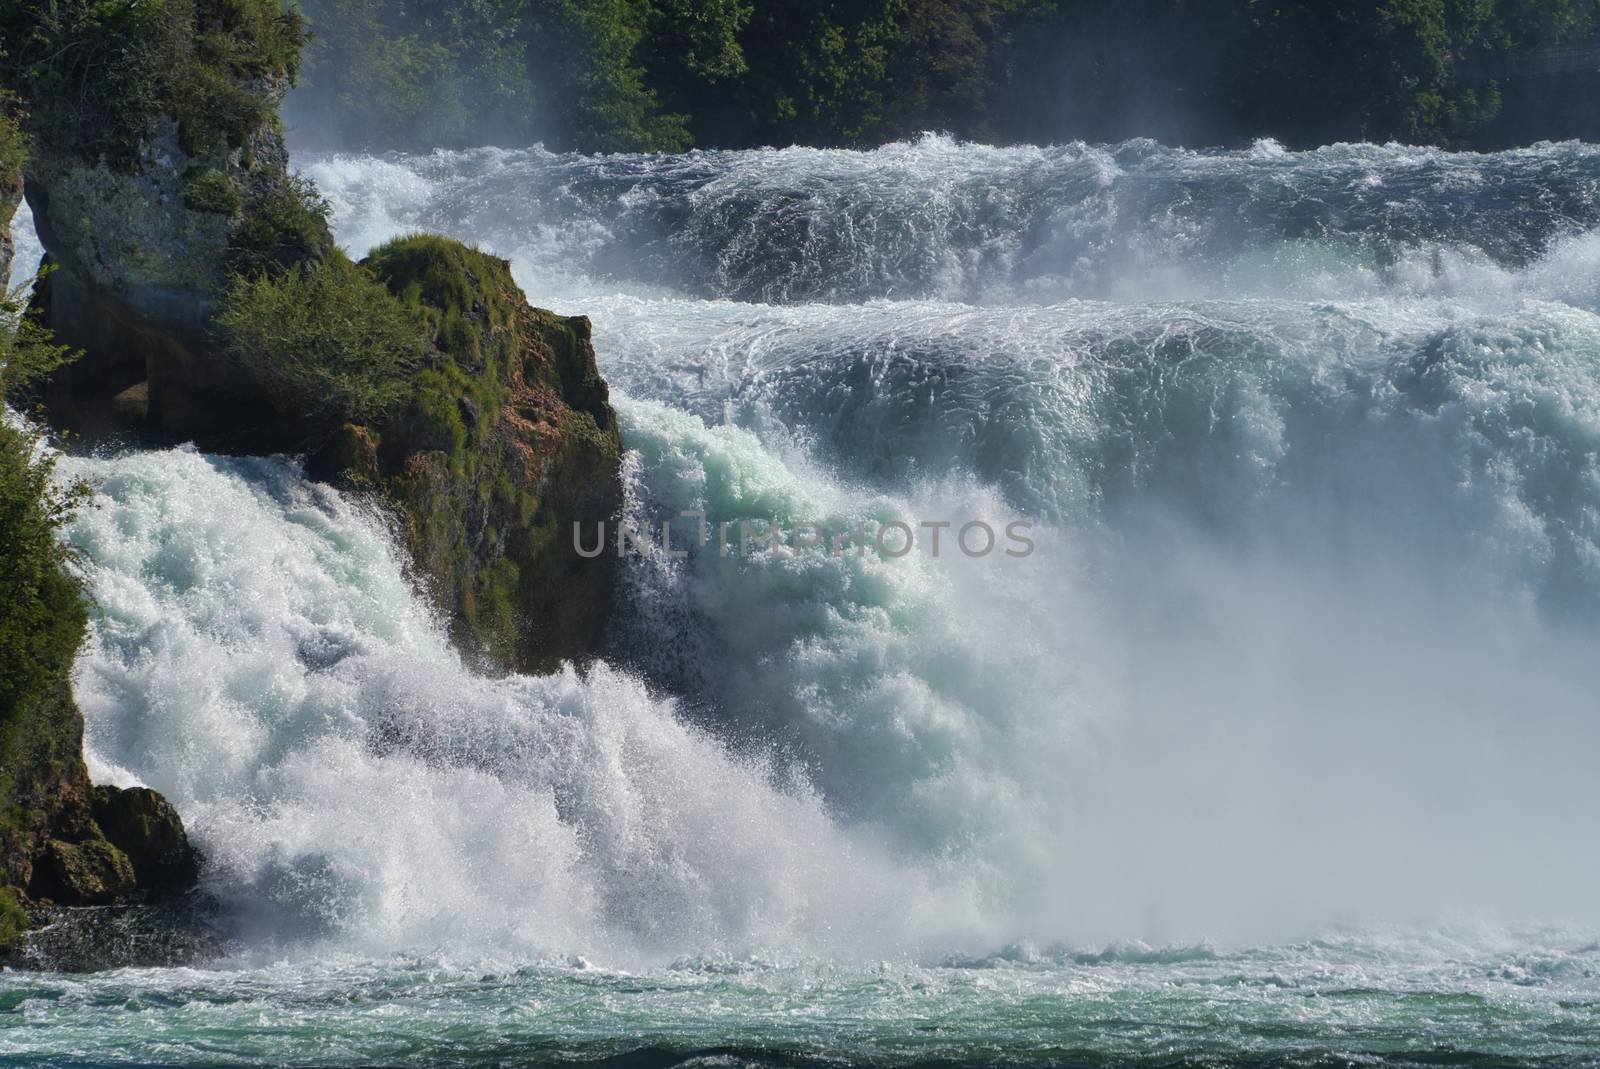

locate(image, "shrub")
[[0, 106, 22, 203], [183, 168, 243, 215], [216, 253, 424, 425], [0, 281, 86, 719], [228, 173, 334, 274], [1, 0, 307, 167], [0, 274, 76, 401]]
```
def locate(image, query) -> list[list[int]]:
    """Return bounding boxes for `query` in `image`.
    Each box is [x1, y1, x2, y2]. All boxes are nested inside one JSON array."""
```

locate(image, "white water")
[[25, 137, 1600, 968]]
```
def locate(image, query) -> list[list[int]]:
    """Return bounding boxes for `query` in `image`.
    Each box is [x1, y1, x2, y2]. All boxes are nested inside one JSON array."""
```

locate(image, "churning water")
[[5, 136, 1600, 1066]]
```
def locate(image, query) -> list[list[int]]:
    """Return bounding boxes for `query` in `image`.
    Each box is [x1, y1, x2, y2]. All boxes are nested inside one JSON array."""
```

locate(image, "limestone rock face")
[[23, 116, 272, 334], [27, 111, 324, 443], [5, 0, 327, 443]]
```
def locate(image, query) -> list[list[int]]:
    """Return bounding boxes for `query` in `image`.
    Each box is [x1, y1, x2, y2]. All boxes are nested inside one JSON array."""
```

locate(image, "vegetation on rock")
[[1, 119, 201, 956], [183, 169, 245, 216], [1, 0, 305, 166], [218, 252, 423, 425], [227, 173, 334, 275], [306, 235, 623, 673], [0, 290, 202, 951]]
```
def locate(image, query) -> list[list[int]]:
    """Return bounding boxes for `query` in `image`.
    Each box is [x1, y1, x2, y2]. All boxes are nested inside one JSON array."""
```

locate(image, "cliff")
[[3, 1, 622, 674]]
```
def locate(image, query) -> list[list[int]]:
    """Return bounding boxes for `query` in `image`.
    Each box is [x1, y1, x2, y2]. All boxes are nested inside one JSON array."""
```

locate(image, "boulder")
[[92, 786, 203, 897], [306, 236, 623, 673], [32, 839, 136, 906]]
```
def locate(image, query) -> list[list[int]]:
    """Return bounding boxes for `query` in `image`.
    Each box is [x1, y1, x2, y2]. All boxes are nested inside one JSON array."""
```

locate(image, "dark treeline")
[[284, 0, 1600, 153]]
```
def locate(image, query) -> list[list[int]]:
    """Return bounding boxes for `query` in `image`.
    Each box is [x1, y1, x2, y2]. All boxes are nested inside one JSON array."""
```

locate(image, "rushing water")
[[4, 136, 1600, 1066]]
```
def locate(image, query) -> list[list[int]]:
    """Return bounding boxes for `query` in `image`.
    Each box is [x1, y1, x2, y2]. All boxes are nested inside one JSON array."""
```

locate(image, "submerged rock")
[[10, 895, 222, 972]]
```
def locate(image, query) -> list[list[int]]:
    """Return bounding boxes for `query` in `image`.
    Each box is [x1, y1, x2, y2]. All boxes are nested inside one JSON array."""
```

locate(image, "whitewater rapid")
[[23, 135, 1600, 969]]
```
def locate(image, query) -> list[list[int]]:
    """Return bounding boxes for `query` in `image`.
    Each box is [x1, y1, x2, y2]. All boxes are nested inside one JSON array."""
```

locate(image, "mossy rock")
[[92, 786, 202, 897], [300, 235, 624, 674], [33, 839, 136, 906], [0, 886, 27, 952], [1, 0, 306, 170]]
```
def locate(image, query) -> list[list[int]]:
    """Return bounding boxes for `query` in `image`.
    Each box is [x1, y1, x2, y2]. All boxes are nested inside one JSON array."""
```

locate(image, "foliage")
[[227, 172, 334, 274], [507, 0, 686, 152], [0, 278, 86, 723], [0, 101, 21, 205], [216, 252, 423, 425], [281, 0, 1600, 153], [288, 0, 536, 150], [1, 276, 76, 403], [183, 168, 243, 215], [0, 886, 26, 949], [0, 0, 307, 166]]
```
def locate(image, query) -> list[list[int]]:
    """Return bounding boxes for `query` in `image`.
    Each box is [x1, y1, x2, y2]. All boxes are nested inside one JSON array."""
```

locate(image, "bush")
[[183, 168, 243, 215], [228, 173, 334, 274], [0, 106, 22, 200], [216, 253, 424, 425], [0, 281, 86, 720], [1, 0, 307, 167]]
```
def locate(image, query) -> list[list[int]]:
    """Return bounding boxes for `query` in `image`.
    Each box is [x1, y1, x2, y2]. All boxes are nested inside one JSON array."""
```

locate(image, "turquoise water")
[[5, 932, 1600, 1066], [8, 137, 1600, 1065]]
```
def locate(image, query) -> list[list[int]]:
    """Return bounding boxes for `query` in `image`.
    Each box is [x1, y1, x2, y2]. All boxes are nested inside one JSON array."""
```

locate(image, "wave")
[[302, 135, 1600, 307], [61, 447, 978, 964]]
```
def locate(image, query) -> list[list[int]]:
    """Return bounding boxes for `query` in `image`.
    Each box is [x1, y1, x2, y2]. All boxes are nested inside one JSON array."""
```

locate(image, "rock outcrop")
[[5, 0, 331, 443], [4, 1, 623, 677], [0, 81, 205, 967], [0, 428, 204, 960], [308, 237, 622, 673], [3, 1, 623, 966]]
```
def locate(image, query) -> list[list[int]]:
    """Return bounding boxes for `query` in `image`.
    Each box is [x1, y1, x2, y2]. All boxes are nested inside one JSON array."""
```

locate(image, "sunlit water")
[[4, 136, 1600, 1066]]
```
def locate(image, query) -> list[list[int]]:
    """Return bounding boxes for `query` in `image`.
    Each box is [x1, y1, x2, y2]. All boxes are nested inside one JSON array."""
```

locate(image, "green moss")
[[366, 234, 518, 339], [216, 252, 423, 425], [0, 429, 86, 721], [330, 234, 623, 672], [182, 168, 243, 215], [0, 286, 91, 908]]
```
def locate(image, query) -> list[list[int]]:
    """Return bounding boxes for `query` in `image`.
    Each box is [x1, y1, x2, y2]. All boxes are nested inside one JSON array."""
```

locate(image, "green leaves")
[[2, 0, 307, 167], [216, 253, 424, 426]]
